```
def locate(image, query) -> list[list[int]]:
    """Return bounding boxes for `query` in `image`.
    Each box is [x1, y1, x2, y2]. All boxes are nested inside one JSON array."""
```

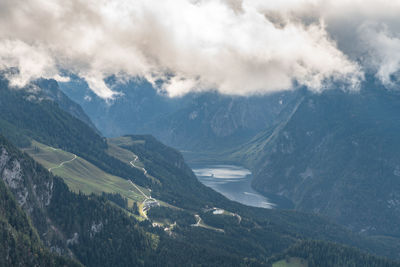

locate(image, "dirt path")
[[48, 154, 77, 172], [130, 155, 147, 175]]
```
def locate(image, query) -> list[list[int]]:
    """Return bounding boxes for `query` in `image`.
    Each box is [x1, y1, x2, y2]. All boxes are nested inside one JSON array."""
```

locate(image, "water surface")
[[193, 164, 276, 209]]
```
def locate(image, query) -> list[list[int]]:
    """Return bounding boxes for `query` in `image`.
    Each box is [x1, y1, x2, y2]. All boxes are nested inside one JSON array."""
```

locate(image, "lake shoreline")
[[191, 164, 276, 209]]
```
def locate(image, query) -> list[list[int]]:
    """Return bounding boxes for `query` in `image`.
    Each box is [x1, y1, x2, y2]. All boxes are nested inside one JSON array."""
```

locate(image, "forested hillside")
[[234, 83, 400, 238], [2, 133, 400, 266], [0, 168, 79, 266], [59, 77, 299, 151], [0, 77, 149, 187], [1, 77, 400, 266], [270, 240, 400, 267]]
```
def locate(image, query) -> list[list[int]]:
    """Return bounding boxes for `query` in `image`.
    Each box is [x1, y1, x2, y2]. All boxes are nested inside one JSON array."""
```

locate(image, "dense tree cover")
[[1, 134, 259, 266], [237, 84, 400, 237], [270, 240, 400, 267], [0, 134, 153, 266], [34, 78, 99, 133], [119, 134, 227, 210], [101, 192, 128, 209], [4, 130, 400, 266], [113, 135, 400, 261], [148, 206, 196, 225], [49, 179, 152, 267], [0, 78, 149, 187], [0, 178, 80, 267], [1, 77, 400, 266]]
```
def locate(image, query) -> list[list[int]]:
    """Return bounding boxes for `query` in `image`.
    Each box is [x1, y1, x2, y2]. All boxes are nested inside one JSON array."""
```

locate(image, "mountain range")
[[60, 76, 400, 241], [1, 76, 400, 266]]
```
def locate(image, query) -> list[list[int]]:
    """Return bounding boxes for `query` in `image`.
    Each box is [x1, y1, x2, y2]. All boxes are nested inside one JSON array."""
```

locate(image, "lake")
[[192, 164, 276, 209]]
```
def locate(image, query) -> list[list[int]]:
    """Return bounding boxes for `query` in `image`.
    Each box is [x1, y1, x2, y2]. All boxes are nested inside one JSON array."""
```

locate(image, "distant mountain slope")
[[34, 78, 99, 133], [3, 131, 399, 266], [2, 77, 400, 265], [270, 240, 400, 267], [59, 76, 179, 137], [238, 83, 400, 237], [59, 77, 300, 151], [140, 91, 300, 151], [109, 135, 400, 262]]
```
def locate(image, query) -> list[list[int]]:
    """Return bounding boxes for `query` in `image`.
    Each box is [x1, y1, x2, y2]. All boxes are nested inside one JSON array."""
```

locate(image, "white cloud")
[[0, 0, 398, 98], [359, 23, 400, 87]]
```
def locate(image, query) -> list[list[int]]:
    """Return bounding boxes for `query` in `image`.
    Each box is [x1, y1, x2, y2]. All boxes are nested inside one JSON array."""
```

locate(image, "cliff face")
[[0, 138, 73, 255], [59, 77, 301, 152], [0, 147, 53, 210], [0, 135, 152, 266], [33, 78, 99, 134], [141, 91, 301, 152], [0, 174, 79, 266], [248, 87, 400, 237]]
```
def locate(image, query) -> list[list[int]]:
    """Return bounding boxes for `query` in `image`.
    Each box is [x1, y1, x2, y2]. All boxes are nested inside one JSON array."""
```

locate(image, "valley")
[[2, 2, 400, 265], [1, 77, 400, 266]]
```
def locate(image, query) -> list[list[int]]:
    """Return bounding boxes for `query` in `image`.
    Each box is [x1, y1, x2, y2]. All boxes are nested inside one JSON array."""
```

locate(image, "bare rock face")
[[1, 149, 29, 208], [0, 148, 53, 212], [0, 145, 71, 256]]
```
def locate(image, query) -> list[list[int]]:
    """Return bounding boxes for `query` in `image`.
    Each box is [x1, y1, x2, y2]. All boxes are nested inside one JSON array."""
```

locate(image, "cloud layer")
[[0, 0, 399, 98]]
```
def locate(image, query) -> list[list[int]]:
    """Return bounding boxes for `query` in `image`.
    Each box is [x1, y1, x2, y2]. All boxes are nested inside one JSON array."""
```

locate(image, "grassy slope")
[[24, 140, 148, 207], [273, 257, 308, 267]]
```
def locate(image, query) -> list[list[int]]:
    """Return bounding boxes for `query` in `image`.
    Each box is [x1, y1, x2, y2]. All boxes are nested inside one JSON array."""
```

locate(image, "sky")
[[0, 0, 399, 99]]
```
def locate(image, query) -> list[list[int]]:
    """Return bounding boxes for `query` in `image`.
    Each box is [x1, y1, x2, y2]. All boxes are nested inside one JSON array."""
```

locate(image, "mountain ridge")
[[1, 77, 400, 265]]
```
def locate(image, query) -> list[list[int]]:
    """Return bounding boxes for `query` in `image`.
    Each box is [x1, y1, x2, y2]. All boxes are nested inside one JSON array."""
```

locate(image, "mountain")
[[0, 134, 157, 266], [234, 80, 400, 238], [269, 240, 400, 267], [58, 76, 180, 138], [141, 91, 301, 152], [1, 77, 400, 266], [0, 165, 80, 267], [3, 132, 399, 266], [33, 78, 99, 134], [0, 76, 149, 187], [58, 76, 299, 151]]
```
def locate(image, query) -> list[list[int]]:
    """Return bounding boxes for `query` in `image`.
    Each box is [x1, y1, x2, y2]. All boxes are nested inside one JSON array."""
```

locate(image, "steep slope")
[[0, 175, 79, 266], [270, 240, 400, 267], [141, 91, 299, 152], [59, 76, 179, 137], [2, 129, 400, 265], [0, 77, 149, 187], [34, 78, 99, 133], [110, 135, 400, 261], [241, 84, 400, 237], [23, 140, 146, 207], [0, 135, 156, 266], [2, 77, 400, 265], [59, 77, 300, 152]]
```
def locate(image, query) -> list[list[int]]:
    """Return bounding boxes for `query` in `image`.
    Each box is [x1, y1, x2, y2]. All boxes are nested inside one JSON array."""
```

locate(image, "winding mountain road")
[[130, 155, 147, 175], [48, 154, 77, 172], [128, 155, 159, 218]]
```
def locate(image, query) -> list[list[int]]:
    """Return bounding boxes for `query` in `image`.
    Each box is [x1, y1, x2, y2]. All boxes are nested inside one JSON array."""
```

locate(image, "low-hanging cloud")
[[0, 0, 398, 98]]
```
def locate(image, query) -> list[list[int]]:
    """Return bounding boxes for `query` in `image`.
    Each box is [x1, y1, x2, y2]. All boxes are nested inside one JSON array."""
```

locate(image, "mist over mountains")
[[1, 1, 400, 266], [1, 0, 400, 99], [3, 76, 400, 266]]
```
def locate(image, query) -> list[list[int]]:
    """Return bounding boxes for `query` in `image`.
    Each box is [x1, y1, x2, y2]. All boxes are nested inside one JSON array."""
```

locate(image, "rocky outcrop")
[[0, 142, 70, 256]]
